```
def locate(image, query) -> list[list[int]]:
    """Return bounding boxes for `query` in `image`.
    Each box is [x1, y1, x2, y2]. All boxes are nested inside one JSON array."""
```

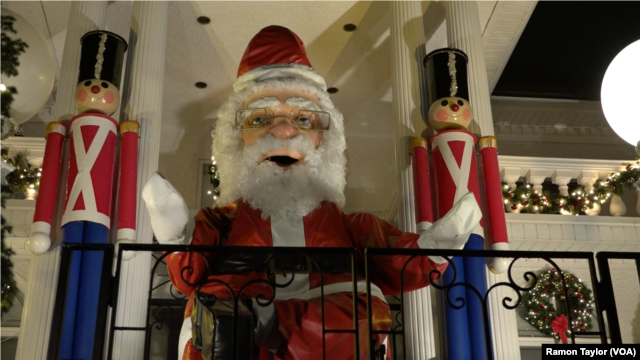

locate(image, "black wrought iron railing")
[[47, 243, 638, 360]]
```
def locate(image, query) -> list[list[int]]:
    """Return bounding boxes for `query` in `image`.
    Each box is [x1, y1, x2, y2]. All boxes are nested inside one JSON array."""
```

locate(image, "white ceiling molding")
[[482, 1, 538, 92]]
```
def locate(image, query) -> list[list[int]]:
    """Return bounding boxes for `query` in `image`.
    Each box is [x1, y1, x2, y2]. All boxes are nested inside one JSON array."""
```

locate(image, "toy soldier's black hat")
[[423, 48, 469, 107], [77, 30, 128, 89]]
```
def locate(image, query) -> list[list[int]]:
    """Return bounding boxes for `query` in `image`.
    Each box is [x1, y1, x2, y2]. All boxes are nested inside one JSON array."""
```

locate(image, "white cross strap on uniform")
[[431, 131, 474, 204], [61, 116, 117, 228]]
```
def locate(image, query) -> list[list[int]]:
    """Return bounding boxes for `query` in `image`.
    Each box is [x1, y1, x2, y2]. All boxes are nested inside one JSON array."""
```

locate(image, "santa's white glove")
[[417, 192, 482, 264], [142, 172, 193, 245]]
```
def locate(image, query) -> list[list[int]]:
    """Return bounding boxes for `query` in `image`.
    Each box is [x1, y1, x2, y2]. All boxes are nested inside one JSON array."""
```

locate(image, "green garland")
[[1, 148, 40, 197], [0, 8, 28, 120], [1, 193, 17, 314], [1, 15, 27, 314], [518, 268, 595, 339], [502, 159, 640, 215]]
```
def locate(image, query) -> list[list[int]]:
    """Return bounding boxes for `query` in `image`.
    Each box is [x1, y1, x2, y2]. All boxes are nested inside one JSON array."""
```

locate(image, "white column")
[[390, 2, 436, 359], [486, 271, 521, 360], [111, 2, 168, 359], [15, 2, 107, 359], [445, 2, 521, 359], [444, 1, 494, 137]]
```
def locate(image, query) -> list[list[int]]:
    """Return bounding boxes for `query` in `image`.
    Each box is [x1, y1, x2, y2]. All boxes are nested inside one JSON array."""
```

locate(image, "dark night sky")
[[492, 1, 640, 101]]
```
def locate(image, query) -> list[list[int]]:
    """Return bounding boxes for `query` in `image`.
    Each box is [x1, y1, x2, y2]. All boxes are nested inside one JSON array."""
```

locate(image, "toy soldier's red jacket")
[[166, 200, 447, 360]]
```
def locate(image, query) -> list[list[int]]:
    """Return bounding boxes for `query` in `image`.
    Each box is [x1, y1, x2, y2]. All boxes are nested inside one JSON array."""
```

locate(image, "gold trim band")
[[120, 120, 140, 135], [479, 136, 497, 149], [409, 137, 428, 151], [46, 121, 66, 137]]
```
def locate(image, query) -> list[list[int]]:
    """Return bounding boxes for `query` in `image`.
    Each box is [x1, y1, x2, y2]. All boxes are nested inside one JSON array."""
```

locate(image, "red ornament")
[[553, 276, 558, 280], [558, 203, 563, 208], [627, 165, 632, 171], [550, 268, 556, 272], [532, 198, 539, 204], [511, 204, 517, 210], [611, 184, 616, 190], [571, 277, 574, 281], [521, 201, 528, 206], [581, 325, 586, 330]]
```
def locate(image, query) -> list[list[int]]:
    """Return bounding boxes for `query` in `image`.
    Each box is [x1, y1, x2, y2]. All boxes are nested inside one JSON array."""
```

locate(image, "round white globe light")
[[1, 9, 56, 124], [601, 39, 640, 147]]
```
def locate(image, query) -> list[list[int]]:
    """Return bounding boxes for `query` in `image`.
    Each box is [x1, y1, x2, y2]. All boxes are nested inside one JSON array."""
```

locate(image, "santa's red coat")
[[167, 200, 446, 360]]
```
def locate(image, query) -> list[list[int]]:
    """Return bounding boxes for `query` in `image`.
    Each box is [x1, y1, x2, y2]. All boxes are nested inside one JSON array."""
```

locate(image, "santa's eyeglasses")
[[236, 108, 331, 131]]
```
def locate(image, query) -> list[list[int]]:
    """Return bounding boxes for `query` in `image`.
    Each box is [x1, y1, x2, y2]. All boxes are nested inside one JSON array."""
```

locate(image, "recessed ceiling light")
[[197, 16, 211, 25], [343, 24, 357, 32], [327, 87, 339, 94], [195, 82, 207, 89]]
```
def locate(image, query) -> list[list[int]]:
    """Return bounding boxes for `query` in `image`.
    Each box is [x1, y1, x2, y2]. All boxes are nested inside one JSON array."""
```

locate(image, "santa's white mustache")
[[241, 134, 322, 168]]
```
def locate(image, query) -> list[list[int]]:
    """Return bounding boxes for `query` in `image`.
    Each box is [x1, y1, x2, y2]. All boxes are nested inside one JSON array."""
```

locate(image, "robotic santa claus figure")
[[143, 26, 482, 360]]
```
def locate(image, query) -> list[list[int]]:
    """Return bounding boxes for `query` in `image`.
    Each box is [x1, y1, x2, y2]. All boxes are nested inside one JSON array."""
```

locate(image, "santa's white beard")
[[238, 134, 340, 220]]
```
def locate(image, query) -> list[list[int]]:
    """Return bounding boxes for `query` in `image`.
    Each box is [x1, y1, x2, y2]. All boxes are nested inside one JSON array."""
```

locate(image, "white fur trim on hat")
[[234, 64, 327, 94]]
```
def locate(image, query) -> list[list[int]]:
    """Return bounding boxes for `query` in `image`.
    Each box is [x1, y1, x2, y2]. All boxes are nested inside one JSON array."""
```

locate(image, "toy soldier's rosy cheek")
[[437, 109, 449, 122], [463, 108, 471, 121], [104, 91, 115, 104], [78, 89, 88, 102]]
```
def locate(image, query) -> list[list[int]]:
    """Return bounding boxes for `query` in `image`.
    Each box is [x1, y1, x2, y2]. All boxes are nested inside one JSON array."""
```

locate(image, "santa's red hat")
[[233, 25, 328, 93]]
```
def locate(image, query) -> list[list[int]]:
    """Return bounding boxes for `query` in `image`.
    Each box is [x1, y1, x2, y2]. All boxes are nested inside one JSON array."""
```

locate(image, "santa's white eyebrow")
[[286, 97, 321, 111], [246, 97, 281, 109]]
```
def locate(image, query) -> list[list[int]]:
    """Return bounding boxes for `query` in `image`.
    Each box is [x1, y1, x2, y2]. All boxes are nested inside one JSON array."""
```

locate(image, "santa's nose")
[[269, 118, 298, 139], [450, 104, 460, 112], [91, 86, 100, 94]]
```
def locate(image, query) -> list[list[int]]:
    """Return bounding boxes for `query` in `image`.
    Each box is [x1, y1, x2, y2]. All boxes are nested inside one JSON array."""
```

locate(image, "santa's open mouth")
[[266, 155, 299, 166], [261, 150, 304, 168]]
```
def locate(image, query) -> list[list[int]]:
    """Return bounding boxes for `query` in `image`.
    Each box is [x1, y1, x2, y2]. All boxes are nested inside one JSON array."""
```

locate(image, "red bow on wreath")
[[551, 315, 569, 344]]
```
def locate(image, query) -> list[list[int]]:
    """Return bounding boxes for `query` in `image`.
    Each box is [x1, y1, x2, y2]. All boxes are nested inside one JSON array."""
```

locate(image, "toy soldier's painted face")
[[74, 79, 120, 115], [428, 96, 472, 131], [240, 88, 325, 169]]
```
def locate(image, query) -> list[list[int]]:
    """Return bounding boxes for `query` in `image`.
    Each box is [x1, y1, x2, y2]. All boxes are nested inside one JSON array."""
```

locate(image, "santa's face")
[[241, 88, 324, 169], [428, 96, 472, 131], [74, 79, 120, 115]]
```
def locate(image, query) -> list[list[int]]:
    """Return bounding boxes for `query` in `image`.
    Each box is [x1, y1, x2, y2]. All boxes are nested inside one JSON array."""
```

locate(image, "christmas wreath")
[[518, 267, 595, 343]]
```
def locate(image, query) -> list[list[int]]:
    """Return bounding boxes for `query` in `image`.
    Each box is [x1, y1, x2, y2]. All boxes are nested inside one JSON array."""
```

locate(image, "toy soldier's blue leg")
[[72, 222, 108, 360], [463, 233, 492, 360], [443, 256, 471, 360], [60, 221, 84, 360]]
